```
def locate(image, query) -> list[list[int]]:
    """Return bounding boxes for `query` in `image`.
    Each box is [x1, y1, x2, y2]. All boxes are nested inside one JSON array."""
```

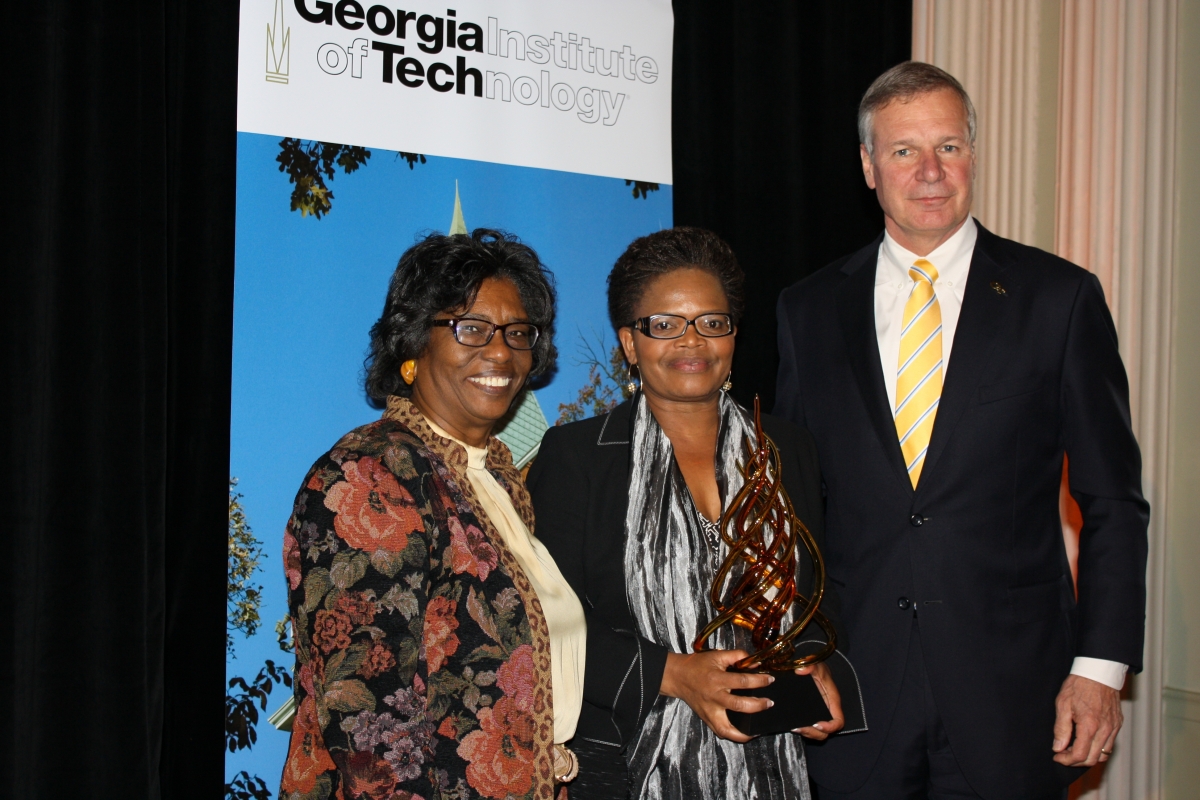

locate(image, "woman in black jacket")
[[527, 228, 863, 800]]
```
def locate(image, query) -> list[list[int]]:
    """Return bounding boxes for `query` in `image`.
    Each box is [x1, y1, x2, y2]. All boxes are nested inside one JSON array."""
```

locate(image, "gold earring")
[[400, 359, 417, 385], [722, 372, 733, 392], [626, 364, 640, 394]]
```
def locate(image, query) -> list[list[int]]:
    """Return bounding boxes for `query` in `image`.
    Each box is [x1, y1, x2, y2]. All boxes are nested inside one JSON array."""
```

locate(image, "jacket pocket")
[[1007, 578, 1064, 623], [978, 376, 1043, 404]]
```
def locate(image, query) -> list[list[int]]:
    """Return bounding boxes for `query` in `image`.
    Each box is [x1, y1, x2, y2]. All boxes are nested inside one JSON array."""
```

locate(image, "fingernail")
[[767, 699, 775, 708], [768, 676, 776, 684], [813, 723, 824, 731]]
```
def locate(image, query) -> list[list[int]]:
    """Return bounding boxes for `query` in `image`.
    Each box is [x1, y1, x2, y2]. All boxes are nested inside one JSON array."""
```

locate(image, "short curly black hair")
[[364, 229, 557, 407], [607, 227, 744, 332]]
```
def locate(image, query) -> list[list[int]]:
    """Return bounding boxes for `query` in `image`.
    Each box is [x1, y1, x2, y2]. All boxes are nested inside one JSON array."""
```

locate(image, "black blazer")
[[774, 222, 1149, 798], [527, 399, 849, 750]]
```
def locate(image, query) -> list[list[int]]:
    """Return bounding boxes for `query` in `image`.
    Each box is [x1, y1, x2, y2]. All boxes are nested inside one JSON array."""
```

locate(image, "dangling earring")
[[400, 359, 417, 385], [626, 363, 640, 394], [722, 371, 733, 392]]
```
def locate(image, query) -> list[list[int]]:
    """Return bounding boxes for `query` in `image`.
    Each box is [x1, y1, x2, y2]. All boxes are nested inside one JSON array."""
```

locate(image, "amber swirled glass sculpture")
[[693, 396, 836, 671]]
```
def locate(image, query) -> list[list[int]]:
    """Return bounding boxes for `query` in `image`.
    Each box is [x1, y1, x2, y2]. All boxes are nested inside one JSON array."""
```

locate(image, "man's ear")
[[860, 144, 877, 190]]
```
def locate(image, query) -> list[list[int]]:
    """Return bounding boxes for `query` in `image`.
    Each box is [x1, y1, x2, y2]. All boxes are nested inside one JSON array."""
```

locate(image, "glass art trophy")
[[693, 398, 838, 736]]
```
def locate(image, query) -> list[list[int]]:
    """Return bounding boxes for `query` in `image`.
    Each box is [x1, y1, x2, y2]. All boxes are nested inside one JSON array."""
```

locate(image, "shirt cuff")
[[1070, 657, 1128, 691]]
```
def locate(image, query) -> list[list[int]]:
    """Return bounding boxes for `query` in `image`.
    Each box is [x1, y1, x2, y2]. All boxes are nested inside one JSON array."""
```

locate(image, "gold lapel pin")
[[991, 282, 1007, 296]]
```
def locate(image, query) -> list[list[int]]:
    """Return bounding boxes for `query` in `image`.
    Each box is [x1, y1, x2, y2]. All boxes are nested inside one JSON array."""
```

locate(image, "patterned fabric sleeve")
[[279, 417, 556, 800], [280, 437, 436, 800]]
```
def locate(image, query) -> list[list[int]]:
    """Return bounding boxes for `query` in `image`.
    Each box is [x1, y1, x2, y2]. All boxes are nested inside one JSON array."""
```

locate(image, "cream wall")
[[1164, 1, 1200, 795]]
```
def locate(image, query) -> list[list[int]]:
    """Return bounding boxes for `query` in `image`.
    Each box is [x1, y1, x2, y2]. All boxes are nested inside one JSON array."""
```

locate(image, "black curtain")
[[673, 1, 913, 411], [6, 1, 236, 797]]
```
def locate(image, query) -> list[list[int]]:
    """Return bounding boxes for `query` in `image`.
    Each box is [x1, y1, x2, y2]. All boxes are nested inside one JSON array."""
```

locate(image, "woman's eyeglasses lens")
[[637, 314, 733, 339], [439, 319, 540, 350]]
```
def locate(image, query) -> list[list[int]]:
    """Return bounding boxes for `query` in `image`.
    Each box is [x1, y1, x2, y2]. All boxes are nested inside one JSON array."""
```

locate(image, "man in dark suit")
[[773, 62, 1148, 800]]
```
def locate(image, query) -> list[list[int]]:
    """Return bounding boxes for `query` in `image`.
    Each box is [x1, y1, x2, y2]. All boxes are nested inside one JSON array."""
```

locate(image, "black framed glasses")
[[631, 313, 735, 340], [431, 318, 541, 350]]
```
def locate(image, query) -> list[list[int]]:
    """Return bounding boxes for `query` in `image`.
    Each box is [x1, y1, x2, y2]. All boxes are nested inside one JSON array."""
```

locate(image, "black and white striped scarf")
[[622, 391, 811, 800]]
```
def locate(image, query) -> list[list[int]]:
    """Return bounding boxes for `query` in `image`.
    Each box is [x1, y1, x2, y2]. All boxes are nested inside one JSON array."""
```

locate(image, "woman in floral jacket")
[[280, 230, 586, 800]]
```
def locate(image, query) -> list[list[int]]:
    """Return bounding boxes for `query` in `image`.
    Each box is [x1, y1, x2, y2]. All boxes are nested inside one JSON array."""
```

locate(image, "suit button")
[[897, 597, 911, 610], [910, 514, 925, 527]]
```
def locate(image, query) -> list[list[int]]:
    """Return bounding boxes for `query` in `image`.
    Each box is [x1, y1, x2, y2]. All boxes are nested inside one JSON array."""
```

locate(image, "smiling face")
[[617, 268, 736, 406], [410, 277, 534, 446], [861, 87, 975, 255]]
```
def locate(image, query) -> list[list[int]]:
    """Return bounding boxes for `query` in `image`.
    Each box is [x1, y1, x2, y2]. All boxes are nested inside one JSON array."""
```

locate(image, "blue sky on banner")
[[226, 130, 671, 786]]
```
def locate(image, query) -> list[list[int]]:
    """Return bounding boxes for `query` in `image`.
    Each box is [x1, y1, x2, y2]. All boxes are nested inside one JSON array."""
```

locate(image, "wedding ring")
[[1101, 748, 1113, 755]]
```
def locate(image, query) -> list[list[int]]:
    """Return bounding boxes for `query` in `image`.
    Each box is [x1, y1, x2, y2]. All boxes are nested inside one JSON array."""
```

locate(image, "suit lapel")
[[919, 225, 1016, 486], [596, 399, 633, 447], [597, 400, 633, 525], [835, 237, 913, 494]]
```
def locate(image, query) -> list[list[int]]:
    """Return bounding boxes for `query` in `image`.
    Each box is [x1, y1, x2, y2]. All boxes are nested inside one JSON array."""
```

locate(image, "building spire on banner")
[[449, 181, 468, 235]]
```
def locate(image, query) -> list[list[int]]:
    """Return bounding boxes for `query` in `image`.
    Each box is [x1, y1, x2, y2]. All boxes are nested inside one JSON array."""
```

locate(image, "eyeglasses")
[[431, 318, 541, 350], [631, 313, 735, 339]]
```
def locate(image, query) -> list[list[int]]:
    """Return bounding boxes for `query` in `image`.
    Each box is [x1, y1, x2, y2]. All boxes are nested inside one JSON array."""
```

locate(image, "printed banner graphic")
[[227, 0, 673, 790], [240, 0, 673, 183]]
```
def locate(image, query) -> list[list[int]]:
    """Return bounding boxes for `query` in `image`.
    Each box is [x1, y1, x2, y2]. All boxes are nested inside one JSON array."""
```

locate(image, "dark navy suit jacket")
[[774, 222, 1148, 798]]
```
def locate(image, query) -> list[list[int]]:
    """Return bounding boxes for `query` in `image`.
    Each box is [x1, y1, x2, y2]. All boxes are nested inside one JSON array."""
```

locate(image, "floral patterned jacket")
[[280, 397, 557, 800]]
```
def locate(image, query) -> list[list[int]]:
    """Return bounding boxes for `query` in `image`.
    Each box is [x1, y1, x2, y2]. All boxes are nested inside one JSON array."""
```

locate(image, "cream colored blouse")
[[428, 420, 587, 744]]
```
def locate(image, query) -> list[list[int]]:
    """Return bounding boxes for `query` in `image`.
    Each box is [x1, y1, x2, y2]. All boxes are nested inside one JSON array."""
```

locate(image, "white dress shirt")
[[873, 218, 1127, 691]]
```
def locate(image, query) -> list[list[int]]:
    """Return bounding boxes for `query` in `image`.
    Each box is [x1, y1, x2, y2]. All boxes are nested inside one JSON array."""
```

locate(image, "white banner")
[[238, 0, 674, 183]]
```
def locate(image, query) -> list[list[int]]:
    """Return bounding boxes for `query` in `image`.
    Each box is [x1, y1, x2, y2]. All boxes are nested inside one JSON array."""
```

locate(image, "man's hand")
[[660, 650, 773, 742], [791, 661, 845, 741], [1052, 674, 1123, 766]]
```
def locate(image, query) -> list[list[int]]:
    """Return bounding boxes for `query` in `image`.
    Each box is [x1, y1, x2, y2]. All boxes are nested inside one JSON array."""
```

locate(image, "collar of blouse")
[[381, 394, 535, 531]]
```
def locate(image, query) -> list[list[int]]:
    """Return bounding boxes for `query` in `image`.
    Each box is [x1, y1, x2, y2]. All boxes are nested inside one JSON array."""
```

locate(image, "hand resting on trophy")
[[659, 649, 773, 743], [659, 649, 845, 742], [792, 661, 844, 740]]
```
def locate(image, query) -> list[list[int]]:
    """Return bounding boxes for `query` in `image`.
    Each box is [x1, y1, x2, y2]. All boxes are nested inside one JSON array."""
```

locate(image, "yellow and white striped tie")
[[895, 259, 943, 487]]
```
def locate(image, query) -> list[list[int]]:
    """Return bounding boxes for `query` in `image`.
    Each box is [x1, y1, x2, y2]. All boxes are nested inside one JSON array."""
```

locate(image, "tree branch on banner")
[[225, 772, 272, 800], [276, 138, 372, 218], [557, 331, 633, 424], [228, 479, 263, 654], [625, 180, 660, 199], [275, 615, 293, 653], [226, 660, 292, 753], [226, 478, 292, 800], [398, 152, 427, 169]]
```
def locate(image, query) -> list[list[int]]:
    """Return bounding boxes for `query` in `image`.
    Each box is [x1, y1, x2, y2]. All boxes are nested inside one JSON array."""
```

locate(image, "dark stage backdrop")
[[5, 1, 908, 796], [6, 1, 236, 798], [673, 0, 913, 412]]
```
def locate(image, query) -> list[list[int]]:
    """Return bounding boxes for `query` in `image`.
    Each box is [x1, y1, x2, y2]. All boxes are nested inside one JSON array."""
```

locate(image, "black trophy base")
[[727, 669, 829, 736]]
